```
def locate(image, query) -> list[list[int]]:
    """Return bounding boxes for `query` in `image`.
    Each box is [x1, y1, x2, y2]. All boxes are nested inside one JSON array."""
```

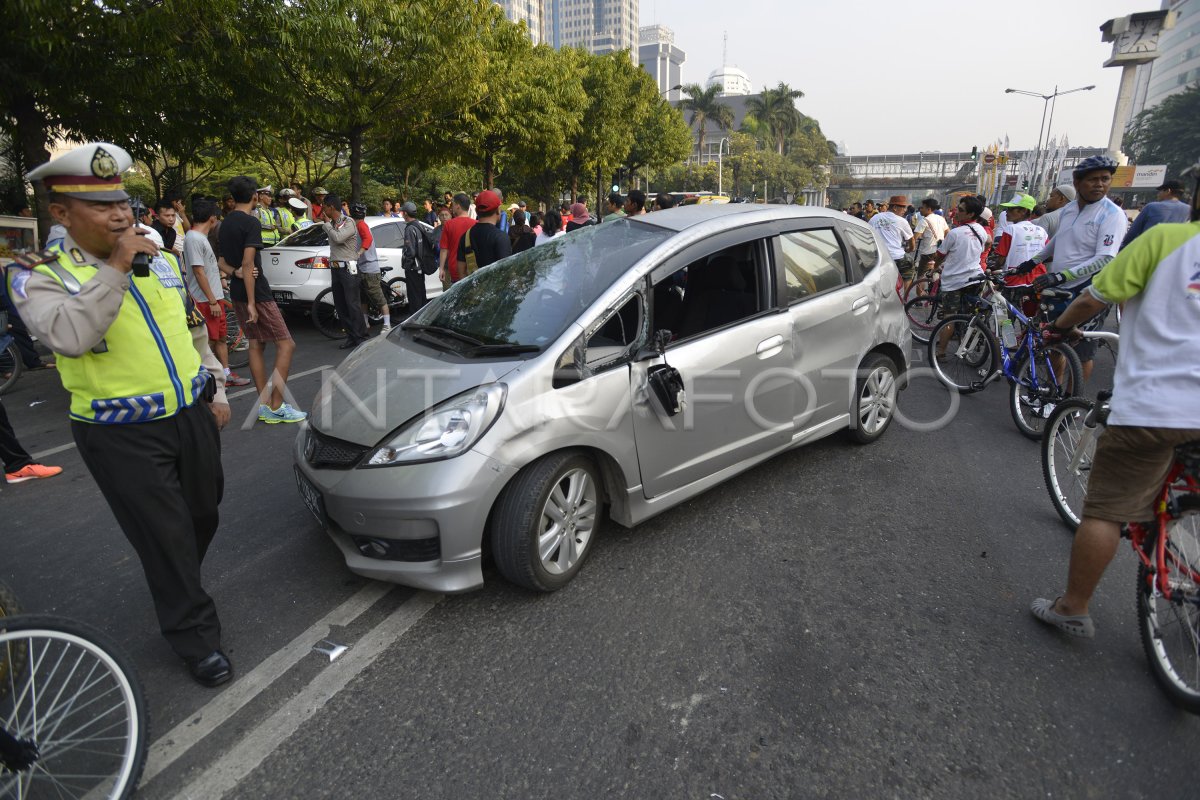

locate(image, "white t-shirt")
[[182, 230, 220, 303], [935, 223, 987, 291], [913, 213, 949, 256], [1002, 220, 1049, 268], [534, 231, 565, 247], [869, 211, 914, 260], [1040, 198, 1126, 288]]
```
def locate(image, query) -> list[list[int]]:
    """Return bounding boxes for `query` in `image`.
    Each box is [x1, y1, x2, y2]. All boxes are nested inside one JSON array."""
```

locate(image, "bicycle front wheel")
[[311, 288, 346, 339], [927, 314, 998, 394], [0, 344, 20, 397], [1138, 515, 1200, 714], [0, 615, 148, 799], [1040, 398, 1097, 531], [904, 296, 939, 344], [1009, 342, 1084, 440], [224, 306, 249, 369]]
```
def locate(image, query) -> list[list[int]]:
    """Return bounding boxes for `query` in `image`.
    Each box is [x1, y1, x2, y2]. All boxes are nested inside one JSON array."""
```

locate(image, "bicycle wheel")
[[0, 583, 19, 701], [0, 614, 148, 799], [927, 314, 998, 394], [904, 296, 939, 345], [903, 274, 934, 303], [1138, 514, 1200, 714], [1009, 342, 1084, 440], [1040, 398, 1097, 530], [311, 288, 345, 339], [224, 307, 249, 370], [382, 278, 408, 318], [0, 344, 20, 397]]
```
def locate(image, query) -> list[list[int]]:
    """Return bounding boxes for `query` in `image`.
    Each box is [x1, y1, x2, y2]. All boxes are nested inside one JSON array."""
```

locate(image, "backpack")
[[458, 227, 479, 278], [407, 221, 439, 275]]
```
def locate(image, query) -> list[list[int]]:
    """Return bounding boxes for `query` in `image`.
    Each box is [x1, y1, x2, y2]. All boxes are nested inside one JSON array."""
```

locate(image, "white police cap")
[[26, 143, 132, 201]]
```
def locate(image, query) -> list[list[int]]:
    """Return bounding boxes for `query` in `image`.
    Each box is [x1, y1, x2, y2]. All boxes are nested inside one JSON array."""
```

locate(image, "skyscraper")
[[638, 25, 685, 101], [548, 0, 639, 61], [495, 0, 547, 45], [1141, 0, 1200, 112]]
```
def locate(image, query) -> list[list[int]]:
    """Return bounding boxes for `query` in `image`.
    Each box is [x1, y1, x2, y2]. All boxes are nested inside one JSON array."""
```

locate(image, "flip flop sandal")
[[1031, 596, 1095, 639]]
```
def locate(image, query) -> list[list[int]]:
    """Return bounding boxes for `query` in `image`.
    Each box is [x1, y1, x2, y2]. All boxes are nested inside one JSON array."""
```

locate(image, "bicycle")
[[903, 270, 940, 345], [1041, 332, 1121, 530], [928, 278, 1083, 438], [0, 310, 21, 397], [224, 303, 249, 370], [0, 579, 148, 799], [312, 266, 407, 340]]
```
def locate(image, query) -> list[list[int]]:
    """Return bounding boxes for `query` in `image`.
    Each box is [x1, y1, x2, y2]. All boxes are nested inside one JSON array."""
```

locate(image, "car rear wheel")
[[491, 452, 602, 592], [850, 353, 898, 444]]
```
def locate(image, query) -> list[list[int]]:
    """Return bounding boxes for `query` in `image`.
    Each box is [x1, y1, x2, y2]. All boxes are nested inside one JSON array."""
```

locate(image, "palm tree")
[[745, 82, 805, 155], [679, 83, 734, 165]]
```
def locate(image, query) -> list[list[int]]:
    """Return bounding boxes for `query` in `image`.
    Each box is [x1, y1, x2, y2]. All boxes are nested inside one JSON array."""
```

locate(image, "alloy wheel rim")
[[538, 468, 598, 575], [859, 367, 896, 434]]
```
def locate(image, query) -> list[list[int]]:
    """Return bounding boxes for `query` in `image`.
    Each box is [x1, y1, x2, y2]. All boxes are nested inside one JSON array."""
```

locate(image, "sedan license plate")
[[272, 290, 295, 304], [294, 467, 327, 528]]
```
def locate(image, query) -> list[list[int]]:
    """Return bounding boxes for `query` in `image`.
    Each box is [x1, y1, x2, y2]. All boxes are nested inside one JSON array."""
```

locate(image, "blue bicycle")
[[927, 276, 1083, 439]]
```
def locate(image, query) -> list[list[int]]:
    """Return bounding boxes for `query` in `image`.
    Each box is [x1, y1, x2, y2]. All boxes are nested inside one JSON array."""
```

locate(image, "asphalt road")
[[2, 318, 1195, 800]]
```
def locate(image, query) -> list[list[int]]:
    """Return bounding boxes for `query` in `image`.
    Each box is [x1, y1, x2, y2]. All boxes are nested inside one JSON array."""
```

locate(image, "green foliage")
[[744, 83, 805, 156], [679, 84, 734, 162], [1126, 83, 1200, 179]]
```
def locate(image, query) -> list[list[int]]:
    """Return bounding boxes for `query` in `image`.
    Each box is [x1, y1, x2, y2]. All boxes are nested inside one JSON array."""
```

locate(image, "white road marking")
[[26, 364, 333, 460], [174, 591, 443, 800], [141, 580, 392, 785]]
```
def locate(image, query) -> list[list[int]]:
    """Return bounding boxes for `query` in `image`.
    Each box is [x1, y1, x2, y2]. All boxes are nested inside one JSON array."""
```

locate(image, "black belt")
[[331, 260, 351, 268]]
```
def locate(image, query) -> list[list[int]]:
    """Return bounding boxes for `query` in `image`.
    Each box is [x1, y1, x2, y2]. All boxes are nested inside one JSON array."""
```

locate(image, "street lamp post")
[[661, 83, 682, 98], [716, 137, 729, 197], [1004, 85, 1095, 198]]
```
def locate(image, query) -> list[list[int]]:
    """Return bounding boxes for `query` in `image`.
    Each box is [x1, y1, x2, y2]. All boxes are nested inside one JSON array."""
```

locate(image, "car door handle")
[[756, 335, 783, 359], [852, 297, 870, 314]]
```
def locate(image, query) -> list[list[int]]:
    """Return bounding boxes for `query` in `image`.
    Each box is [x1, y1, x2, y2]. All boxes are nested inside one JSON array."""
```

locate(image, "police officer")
[[254, 184, 283, 246], [8, 143, 234, 687]]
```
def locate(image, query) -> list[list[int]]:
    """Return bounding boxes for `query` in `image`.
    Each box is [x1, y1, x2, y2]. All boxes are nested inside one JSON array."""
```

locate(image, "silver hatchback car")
[[293, 204, 910, 592]]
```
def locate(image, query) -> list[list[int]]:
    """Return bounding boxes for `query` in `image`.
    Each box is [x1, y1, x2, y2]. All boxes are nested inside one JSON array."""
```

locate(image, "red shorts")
[[232, 299, 292, 342], [194, 297, 228, 342]]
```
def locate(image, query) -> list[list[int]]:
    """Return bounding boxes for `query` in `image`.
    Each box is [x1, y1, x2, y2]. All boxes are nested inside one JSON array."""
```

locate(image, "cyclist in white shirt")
[[869, 194, 916, 290], [1012, 155, 1126, 379], [995, 194, 1048, 268], [931, 195, 988, 358], [913, 198, 950, 286]]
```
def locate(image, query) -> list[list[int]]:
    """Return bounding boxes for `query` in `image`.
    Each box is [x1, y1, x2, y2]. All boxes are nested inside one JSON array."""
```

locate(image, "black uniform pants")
[[72, 402, 224, 661], [403, 267, 427, 316], [0, 397, 33, 474], [331, 267, 368, 344]]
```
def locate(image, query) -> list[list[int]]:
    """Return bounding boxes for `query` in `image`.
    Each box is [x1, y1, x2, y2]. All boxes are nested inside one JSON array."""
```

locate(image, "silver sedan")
[[293, 204, 910, 592]]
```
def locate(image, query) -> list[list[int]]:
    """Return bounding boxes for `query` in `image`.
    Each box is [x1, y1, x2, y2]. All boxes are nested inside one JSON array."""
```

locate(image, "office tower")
[[495, 0, 547, 45], [548, 0, 639, 61], [638, 25, 686, 101]]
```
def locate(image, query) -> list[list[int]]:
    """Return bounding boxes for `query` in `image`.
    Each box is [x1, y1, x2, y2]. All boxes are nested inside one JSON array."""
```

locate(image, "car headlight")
[[364, 384, 507, 466]]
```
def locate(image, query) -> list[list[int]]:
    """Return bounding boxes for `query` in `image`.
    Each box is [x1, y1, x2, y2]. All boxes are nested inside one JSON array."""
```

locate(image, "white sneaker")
[[381, 324, 392, 333]]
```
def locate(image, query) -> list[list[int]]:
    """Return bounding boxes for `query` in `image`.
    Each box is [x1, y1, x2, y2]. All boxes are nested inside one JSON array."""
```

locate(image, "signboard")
[[983, 153, 996, 165], [1056, 164, 1168, 188]]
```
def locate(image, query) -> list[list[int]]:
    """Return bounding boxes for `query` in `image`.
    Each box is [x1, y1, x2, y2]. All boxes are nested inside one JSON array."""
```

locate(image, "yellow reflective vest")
[[34, 247, 205, 424], [256, 205, 283, 245]]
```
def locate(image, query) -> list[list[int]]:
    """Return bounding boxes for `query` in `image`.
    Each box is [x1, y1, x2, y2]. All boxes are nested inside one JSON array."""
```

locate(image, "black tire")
[[490, 451, 603, 592], [224, 306, 249, 369], [382, 278, 408, 318], [312, 287, 346, 339], [927, 314, 998, 394], [1137, 515, 1200, 714], [0, 581, 20, 700], [0, 614, 148, 798], [903, 274, 934, 303], [850, 353, 898, 444], [1040, 398, 1097, 531], [0, 343, 21, 396], [1009, 342, 1084, 440], [903, 296, 939, 345]]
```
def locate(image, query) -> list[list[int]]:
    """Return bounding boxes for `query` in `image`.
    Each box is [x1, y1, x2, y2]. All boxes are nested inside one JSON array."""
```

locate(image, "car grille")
[[305, 428, 370, 469]]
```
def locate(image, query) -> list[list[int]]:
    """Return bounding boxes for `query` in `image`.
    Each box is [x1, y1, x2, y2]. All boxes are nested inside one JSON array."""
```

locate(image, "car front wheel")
[[850, 353, 898, 444], [491, 452, 602, 592]]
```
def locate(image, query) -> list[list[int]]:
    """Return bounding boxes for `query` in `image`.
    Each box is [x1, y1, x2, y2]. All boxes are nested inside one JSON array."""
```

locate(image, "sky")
[[641, 0, 1156, 155]]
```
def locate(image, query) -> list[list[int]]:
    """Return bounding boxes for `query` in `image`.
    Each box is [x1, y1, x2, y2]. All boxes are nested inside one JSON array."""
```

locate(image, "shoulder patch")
[[9, 269, 31, 299], [9, 248, 59, 271]]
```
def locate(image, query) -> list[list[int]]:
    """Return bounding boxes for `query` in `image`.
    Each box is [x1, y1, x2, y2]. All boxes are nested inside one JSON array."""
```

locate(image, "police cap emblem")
[[91, 147, 119, 180]]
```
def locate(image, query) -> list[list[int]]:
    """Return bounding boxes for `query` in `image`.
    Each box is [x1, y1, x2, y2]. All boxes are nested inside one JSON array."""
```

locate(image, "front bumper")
[[292, 426, 518, 593]]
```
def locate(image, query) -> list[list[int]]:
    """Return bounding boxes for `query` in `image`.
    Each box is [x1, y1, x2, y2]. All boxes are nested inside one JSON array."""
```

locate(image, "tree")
[[744, 82, 804, 156], [277, 0, 493, 202], [625, 98, 692, 186], [679, 84, 733, 164], [1126, 82, 1200, 179]]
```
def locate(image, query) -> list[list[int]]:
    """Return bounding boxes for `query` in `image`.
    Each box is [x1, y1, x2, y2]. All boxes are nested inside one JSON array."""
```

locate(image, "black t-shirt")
[[467, 222, 512, 269], [151, 220, 177, 252], [217, 209, 271, 302]]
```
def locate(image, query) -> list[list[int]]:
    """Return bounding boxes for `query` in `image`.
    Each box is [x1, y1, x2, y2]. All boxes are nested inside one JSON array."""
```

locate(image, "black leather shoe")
[[188, 651, 233, 687]]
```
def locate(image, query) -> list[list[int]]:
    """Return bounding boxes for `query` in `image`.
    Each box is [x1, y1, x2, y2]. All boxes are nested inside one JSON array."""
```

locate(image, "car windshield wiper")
[[402, 323, 486, 348], [463, 343, 542, 357]]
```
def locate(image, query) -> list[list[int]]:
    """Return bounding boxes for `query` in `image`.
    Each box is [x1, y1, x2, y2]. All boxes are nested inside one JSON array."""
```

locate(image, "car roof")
[[630, 203, 859, 234]]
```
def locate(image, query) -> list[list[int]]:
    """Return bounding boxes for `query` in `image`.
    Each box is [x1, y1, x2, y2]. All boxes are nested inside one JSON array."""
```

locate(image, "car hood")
[[307, 334, 523, 447]]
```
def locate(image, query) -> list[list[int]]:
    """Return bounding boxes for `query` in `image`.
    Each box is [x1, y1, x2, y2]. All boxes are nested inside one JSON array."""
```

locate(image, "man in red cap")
[[870, 194, 916, 290], [455, 190, 512, 280]]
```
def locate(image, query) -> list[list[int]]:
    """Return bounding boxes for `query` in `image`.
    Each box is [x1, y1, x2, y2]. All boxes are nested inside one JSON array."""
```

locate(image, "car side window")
[[372, 222, 403, 249], [652, 241, 765, 343], [779, 229, 847, 303], [840, 223, 879, 276]]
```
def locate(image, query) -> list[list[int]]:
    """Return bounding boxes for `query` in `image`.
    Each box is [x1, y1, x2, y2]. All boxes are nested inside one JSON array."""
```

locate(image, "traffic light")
[[970, 146, 978, 161]]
